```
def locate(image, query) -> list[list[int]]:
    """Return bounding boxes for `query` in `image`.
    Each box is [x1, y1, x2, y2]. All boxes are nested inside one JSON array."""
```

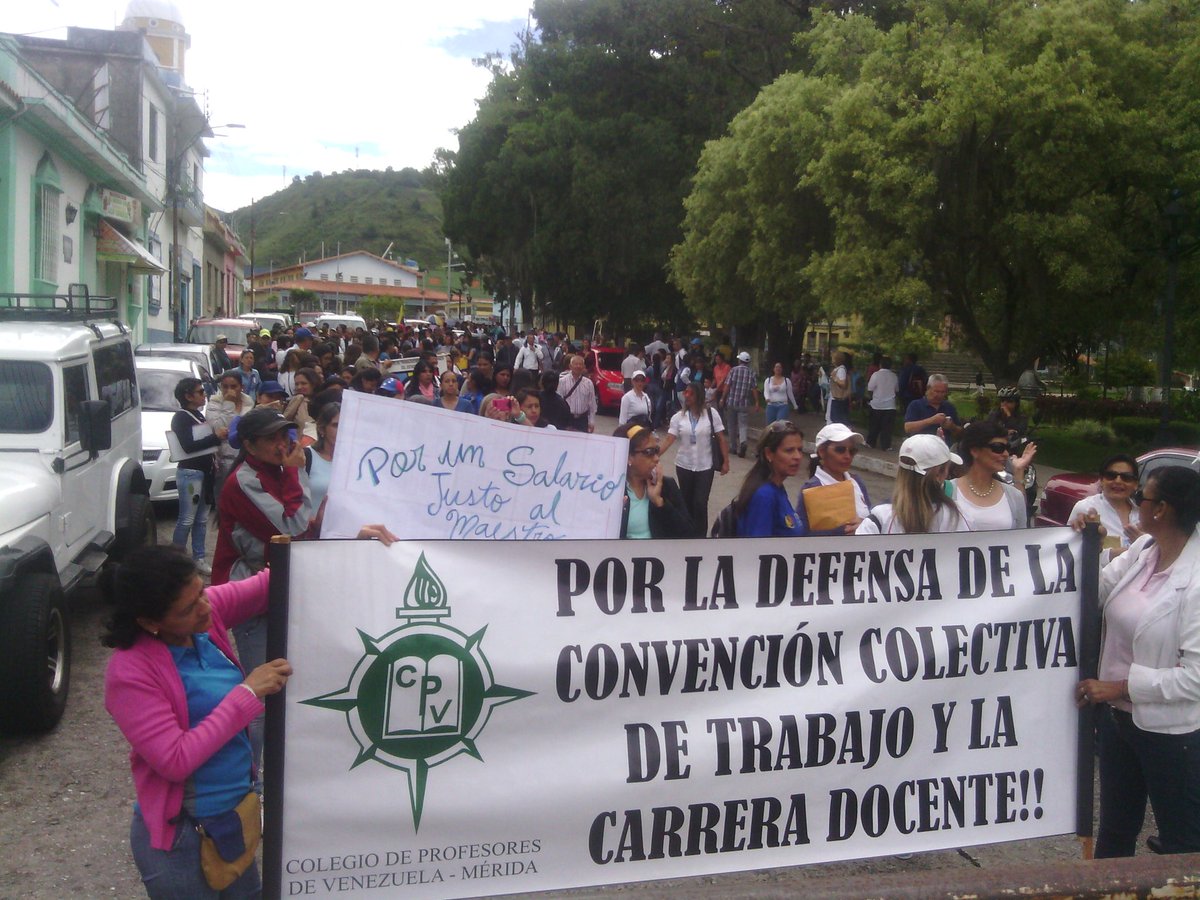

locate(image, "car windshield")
[[189, 324, 246, 345], [0, 361, 53, 432], [138, 369, 185, 412], [598, 351, 624, 371]]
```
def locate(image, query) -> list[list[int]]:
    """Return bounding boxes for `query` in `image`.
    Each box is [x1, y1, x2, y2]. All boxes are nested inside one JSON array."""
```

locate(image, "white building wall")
[[12, 131, 94, 294], [305, 255, 418, 288]]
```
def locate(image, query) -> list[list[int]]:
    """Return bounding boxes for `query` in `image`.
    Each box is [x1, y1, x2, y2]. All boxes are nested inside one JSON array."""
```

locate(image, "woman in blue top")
[[734, 420, 807, 537]]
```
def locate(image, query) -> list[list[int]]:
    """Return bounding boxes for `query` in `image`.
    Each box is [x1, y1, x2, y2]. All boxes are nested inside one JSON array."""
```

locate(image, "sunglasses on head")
[[985, 442, 1010, 454], [767, 420, 800, 433], [1102, 470, 1137, 483]]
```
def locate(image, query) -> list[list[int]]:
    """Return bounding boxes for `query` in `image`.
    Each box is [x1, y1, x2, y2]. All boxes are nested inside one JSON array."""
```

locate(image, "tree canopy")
[[441, 0, 826, 333], [670, 0, 1200, 379]]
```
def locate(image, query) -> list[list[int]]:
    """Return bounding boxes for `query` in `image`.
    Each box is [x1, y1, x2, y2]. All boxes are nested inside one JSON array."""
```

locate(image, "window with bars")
[[32, 155, 61, 286], [148, 105, 159, 162]]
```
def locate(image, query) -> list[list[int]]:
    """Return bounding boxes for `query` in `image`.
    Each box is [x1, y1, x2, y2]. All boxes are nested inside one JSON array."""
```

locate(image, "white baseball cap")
[[813, 423, 865, 449], [898, 434, 962, 475], [631, 370, 647, 380], [737, 351, 751, 362]]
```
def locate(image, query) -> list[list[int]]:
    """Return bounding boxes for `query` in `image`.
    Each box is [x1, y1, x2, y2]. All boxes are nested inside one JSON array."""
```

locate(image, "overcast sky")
[[6, 0, 531, 212]]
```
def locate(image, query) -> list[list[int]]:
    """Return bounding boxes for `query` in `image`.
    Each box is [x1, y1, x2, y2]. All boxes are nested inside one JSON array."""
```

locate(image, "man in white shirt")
[[514, 335, 544, 372], [557, 355, 597, 433], [620, 345, 643, 391], [866, 355, 901, 450], [644, 332, 668, 359]]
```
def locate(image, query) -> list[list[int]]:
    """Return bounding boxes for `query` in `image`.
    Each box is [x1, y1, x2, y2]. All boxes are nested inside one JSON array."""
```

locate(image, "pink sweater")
[[105, 569, 270, 850]]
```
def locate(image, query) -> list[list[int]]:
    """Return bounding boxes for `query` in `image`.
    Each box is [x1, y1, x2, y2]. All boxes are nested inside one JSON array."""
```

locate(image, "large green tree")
[[441, 0, 826, 334], [671, 0, 1200, 379]]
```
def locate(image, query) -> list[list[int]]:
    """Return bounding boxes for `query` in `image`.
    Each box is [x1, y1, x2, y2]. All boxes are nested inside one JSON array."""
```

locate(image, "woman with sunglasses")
[[945, 422, 1022, 528], [1076, 466, 1200, 856], [733, 420, 807, 537], [857, 434, 966, 534], [1069, 454, 1142, 558], [795, 423, 872, 535], [950, 421, 1027, 530], [614, 424, 693, 539]]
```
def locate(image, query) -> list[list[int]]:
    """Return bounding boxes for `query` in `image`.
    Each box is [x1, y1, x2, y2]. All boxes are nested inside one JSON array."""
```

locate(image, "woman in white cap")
[[856, 434, 966, 534], [618, 370, 654, 425], [796, 423, 872, 534]]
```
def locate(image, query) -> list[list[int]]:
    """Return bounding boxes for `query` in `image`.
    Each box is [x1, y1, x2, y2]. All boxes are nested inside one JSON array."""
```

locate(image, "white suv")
[[0, 292, 153, 733]]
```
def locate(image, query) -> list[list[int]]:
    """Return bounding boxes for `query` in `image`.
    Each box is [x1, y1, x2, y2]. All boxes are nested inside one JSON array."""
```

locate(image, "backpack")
[[710, 500, 738, 538]]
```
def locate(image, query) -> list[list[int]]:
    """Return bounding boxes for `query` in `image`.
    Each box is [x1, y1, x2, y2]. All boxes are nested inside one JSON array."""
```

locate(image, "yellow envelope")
[[802, 479, 857, 531]]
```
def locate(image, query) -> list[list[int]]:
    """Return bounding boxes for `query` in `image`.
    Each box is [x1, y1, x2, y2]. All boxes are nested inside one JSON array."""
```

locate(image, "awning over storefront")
[[96, 220, 166, 274]]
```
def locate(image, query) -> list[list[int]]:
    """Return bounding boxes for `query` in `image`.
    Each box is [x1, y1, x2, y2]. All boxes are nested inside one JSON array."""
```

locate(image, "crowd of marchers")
[[91, 317, 1200, 896]]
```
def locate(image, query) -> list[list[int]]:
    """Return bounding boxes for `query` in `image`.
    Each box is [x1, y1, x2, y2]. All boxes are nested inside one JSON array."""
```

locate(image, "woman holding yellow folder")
[[795, 423, 871, 535]]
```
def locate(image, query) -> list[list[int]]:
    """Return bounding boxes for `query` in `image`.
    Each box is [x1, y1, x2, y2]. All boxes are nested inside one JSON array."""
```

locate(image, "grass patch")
[[1032, 426, 1147, 473]]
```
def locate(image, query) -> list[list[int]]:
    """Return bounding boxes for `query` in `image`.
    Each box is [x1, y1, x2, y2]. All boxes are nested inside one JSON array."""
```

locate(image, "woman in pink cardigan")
[[103, 545, 290, 898]]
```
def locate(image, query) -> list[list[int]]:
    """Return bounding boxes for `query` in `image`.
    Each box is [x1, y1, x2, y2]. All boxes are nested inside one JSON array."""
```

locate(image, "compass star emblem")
[[302, 552, 533, 829]]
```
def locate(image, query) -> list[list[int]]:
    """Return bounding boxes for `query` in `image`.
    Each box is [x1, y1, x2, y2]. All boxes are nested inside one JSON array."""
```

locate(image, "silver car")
[[135, 356, 206, 502], [135, 342, 226, 394]]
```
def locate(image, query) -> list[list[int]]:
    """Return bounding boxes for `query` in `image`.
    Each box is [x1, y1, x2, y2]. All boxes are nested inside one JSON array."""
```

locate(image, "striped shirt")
[[724, 363, 755, 406], [557, 372, 597, 426]]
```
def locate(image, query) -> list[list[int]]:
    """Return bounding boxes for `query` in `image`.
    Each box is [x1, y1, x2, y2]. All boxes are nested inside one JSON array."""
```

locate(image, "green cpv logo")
[[303, 553, 532, 829]]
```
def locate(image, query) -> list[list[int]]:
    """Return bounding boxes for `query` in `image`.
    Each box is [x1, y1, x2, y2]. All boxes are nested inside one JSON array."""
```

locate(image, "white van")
[[315, 313, 367, 332]]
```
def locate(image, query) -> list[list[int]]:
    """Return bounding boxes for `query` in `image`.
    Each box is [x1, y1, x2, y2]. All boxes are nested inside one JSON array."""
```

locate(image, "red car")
[[584, 347, 627, 412], [1035, 447, 1200, 527], [188, 317, 253, 366]]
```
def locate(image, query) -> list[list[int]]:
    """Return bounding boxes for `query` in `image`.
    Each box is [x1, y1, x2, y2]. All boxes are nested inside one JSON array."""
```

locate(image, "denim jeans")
[[765, 402, 790, 425], [130, 808, 261, 899], [232, 614, 267, 783], [173, 467, 207, 561], [829, 397, 851, 426], [1095, 706, 1200, 857]]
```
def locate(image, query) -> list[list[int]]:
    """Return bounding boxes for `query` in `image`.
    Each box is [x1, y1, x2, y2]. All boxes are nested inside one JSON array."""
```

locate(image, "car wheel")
[[113, 492, 156, 559], [0, 573, 71, 733]]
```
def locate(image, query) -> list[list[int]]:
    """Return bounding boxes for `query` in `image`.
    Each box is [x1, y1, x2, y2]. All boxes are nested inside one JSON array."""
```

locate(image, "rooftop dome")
[[122, 0, 185, 26]]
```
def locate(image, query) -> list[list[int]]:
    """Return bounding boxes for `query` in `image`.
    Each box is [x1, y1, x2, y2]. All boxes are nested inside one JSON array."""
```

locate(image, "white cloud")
[[5, 0, 531, 210]]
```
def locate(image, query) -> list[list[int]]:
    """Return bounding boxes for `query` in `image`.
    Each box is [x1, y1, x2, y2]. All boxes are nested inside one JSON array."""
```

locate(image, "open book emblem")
[[303, 552, 533, 830]]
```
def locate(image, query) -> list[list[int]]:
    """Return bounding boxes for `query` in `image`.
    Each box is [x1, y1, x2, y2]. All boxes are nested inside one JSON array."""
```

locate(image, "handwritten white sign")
[[322, 391, 627, 540]]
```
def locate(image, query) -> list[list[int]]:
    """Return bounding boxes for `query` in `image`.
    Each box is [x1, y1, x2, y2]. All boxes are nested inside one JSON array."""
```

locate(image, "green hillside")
[[228, 168, 448, 274]]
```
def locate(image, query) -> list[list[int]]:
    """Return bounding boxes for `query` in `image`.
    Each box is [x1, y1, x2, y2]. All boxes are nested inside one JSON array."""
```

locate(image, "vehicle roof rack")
[[0, 286, 126, 334]]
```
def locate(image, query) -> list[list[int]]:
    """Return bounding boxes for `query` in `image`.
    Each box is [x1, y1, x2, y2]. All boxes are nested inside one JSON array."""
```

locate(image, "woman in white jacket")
[[1076, 465, 1200, 856]]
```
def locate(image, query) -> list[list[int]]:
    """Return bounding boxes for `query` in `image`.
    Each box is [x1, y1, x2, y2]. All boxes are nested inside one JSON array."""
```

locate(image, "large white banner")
[[323, 391, 626, 540], [273, 529, 1085, 898]]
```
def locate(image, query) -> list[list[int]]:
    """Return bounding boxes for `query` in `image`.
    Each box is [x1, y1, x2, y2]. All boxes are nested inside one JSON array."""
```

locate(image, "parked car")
[[585, 347, 627, 412], [0, 291, 152, 732], [1035, 447, 1200, 527], [239, 311, 291, 332], [135, 356, 207, 502], [135, 342, 225, 392], [187, 317, 252, 365]]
